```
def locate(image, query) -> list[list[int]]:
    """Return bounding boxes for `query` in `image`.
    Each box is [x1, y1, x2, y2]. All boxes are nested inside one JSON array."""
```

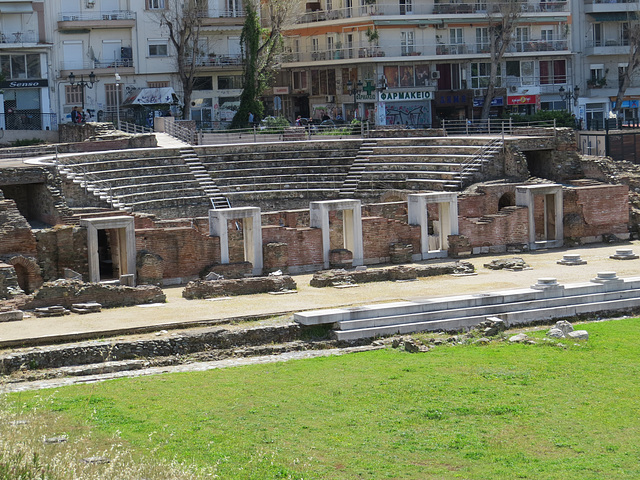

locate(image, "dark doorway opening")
[[97, 229, 115, 280]]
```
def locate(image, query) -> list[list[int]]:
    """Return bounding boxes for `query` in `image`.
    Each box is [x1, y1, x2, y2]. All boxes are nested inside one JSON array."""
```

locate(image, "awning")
[[589, 12, 637, 22], [122, 87, 180, 106], [0, 2, 33, 13]]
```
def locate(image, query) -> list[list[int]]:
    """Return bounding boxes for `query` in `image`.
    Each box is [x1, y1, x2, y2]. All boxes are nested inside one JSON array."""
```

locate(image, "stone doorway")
[[80, 216, 137, 284], [408, 193, 459, 259], [209, 207, 263, 275], [516, 184, 563, 250]]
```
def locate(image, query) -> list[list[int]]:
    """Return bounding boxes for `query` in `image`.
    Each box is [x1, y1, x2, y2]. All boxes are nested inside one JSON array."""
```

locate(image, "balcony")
[[192, 53, 243, 69], [282, 39, 569, 64], [58, 11, 135, 30], [59, 59, 134, 78], [585, 38, 630, 55], [584, 0, 639, 13], [0, 30, 39, 45], [295, 0, 568, 23], [197, 8, 245, 26]]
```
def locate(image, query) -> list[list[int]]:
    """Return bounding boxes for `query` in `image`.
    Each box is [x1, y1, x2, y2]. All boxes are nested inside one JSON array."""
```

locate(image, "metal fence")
[[0, 112, 57, 131]]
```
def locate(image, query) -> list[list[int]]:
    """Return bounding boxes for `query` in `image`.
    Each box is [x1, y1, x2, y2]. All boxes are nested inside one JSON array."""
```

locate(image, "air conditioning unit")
[[326, 95, 335, 103], [430, 71, 441, 80], [474, 89, 484, 97], [435, 23, 446, 30], [509, 85, 518, 93]]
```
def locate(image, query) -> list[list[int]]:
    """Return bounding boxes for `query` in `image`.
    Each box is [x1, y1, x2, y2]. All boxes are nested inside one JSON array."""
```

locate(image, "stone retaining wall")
[[182, 276, 296, 299]]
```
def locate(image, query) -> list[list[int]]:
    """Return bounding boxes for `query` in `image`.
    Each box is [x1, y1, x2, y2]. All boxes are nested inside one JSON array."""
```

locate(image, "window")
[[401, 31, 414, 55], [400, 0, 412, 15], [310, 69, 337, 95], [148, 81, 169, 88], [450, 28, 463, 45], [589, 64, 606, 87], [539, 59, 566, 84], [327, 36, 334, 56], [0, 54, 40, 80], [147, 0, 165, 9], [621, 22, 630, 45], [476, 28, 489, 53], [148, 40, 168, 57], [515, 27, 529, 52], [471, 62, 499, 88], [593, 23, 602, 47], [194, 76, 214, 90], [541, 29, 553, 42], [506, 60, 534, 85], [293, 71, 308, 90], [65, 85, 83, 105], [217, 75, 243, 89], [105, 83, 122, 113]]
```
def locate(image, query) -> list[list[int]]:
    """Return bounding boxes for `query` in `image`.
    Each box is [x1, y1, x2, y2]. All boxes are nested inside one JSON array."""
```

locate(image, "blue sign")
[[473, 96, 504, 107]]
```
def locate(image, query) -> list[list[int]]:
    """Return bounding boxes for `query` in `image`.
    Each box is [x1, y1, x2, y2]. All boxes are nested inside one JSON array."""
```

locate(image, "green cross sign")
[[362, 80, 376, 95]]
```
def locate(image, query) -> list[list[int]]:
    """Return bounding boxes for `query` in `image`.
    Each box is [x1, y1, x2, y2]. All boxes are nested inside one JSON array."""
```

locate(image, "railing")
[[295, 0, 568, 23], [586, 39, 630, 48], [118, 121, 153, 135], [165, 121, 197, 145], [442, 118, 557, 136], [454, 138, 504, 188], [60, 58, 133, 71], [198, 123, 367, 145], [58, 10, 135, 21], [283, 39, 569, 63], [192, 54, 243, 67], [0, 113, 57, 131], [197, 8, 245, 18], [0, 31, 38, 44]]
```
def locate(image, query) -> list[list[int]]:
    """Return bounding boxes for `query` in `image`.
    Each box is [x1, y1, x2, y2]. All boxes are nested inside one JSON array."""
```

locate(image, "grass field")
[[5, 318, 640, 479]]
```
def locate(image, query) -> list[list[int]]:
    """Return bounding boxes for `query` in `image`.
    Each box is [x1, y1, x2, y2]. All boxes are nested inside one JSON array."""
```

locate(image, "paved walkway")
[[1, 242, 639, 348]]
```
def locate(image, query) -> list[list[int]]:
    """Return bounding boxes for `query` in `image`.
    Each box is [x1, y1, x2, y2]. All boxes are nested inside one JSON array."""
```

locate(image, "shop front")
[[506, 94, 539, 115], [377, 89, 434, 127], [0, 79, 53, 130], [434, 90, 473, 123], [610, 97, 640, 127]]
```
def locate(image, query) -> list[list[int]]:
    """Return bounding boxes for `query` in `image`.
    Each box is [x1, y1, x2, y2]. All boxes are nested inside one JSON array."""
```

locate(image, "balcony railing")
[[193, 53, 243, 67], [58, 10, 135, 21], [296, 0, 568, 23], [60, 59, 134, 71], [197, 8, 245, 18], [282, 39, 568, 63], [587, 0, 637, 4], [0, 31, 38, 44], [586, 39, 629, 48]]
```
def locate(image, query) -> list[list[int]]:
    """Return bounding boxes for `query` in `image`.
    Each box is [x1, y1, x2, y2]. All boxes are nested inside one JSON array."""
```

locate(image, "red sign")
[[507, 94, 538, 105]]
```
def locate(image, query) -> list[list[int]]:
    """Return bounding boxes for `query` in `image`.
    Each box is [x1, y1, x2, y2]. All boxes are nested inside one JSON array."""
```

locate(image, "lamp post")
[[68, 71, 96, 114], [559, 85, 580, 111], [347, 79, 363, 120], [115, 72, 121, 130]]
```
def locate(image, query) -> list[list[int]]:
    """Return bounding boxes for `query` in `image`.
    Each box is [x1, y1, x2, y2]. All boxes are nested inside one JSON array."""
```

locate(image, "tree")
[[613, 14, 640, 119], [480, 0, 522, 120], [231, 0, 300, 128], [154, 0, 204, 120]]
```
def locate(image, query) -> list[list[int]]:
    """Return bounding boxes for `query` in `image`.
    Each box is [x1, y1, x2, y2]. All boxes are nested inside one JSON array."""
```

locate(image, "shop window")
[[194, 76, 213, 90], [217, 75, 242, 90]]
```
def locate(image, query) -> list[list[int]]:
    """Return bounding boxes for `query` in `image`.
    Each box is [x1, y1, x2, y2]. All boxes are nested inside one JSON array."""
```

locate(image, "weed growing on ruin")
[[7, 317, 640, 479]]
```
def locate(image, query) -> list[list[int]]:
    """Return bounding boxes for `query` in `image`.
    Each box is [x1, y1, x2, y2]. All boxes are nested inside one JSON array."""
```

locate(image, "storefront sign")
[[273, 86, 289, 95], [0, 79, 48, 88], [507, 94, 537, 105], [356, 92, 376, 102], [473, 96, 504, 107], [435, 90, 472, 106], [379, 90, 432, 102]]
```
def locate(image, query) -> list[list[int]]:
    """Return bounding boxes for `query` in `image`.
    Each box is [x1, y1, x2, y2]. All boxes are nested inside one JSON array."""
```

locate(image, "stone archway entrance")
[[7, 255, 42, 294]]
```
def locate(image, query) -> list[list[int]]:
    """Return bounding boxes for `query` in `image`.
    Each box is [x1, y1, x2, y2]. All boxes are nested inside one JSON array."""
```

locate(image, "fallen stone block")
[[547, 327, 565, 339], [183, 276, 297, 299], [509, 333, 530, 343], [70, 302, 102, 314], [568, 330, 589, 341], [0, 310, 23, 322], [554, 320, 574, 336]]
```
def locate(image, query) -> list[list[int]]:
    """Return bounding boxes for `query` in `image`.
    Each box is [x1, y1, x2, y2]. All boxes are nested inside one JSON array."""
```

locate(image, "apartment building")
[[275, 0, 573, 126], [43, 0, 244, 126], [0, 1, 53, 130], [574, 0, 640, 128]]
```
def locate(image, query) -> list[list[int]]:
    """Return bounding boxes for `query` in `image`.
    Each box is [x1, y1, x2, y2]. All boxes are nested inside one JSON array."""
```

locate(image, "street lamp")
[[115, 72, 121, 130], [68, 71, 96, 113], [347, 79, 363, 119], [559, 85, 580, 110]]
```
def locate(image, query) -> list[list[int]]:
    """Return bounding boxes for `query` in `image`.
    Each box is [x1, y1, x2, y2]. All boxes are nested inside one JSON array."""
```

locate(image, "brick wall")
[[459, 206, 529, 247], [0, 198, 37, 256], [35, 226, 88, 281], [564, 184, 629, 239], [362, 217, 420, 262]]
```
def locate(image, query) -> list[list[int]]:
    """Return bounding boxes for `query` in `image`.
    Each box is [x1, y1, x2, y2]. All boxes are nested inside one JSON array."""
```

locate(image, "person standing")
[[71, 106, 79, 124], [248, 111, 254, 125]]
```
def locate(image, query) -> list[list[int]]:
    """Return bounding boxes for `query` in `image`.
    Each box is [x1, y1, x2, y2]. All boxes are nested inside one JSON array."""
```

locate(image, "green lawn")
[[9, 318, 640, 479]]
